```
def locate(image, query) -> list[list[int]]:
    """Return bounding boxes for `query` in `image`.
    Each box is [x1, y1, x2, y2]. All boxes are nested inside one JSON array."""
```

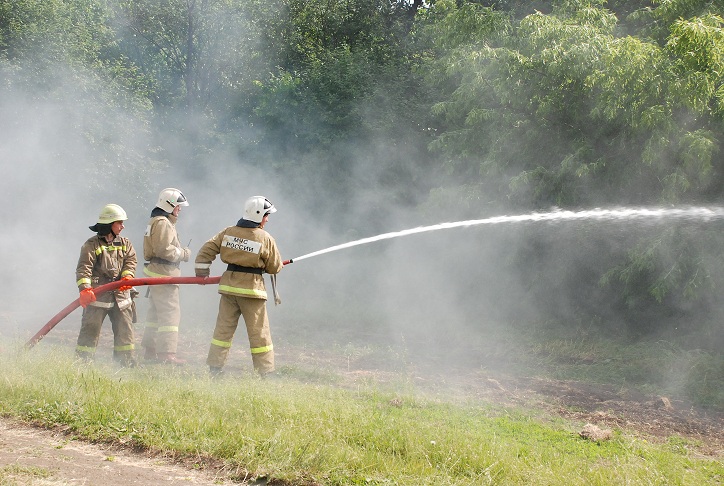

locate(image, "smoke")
[[2, 4, 722, 409], [4, 64, 720, 378], [0, 59, 158, 333]]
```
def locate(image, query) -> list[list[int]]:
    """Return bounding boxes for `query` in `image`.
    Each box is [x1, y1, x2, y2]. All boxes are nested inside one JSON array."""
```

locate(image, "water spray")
[[282, 206, 724, 265], [27, 206, 724, 348]]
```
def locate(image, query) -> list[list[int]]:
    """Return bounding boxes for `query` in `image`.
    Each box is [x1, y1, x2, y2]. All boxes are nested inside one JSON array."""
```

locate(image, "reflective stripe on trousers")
[[141, 283, 181, 353], [207, 294, 274, 374], [209, 338, 274, 354], [76, 305, 135, 357]]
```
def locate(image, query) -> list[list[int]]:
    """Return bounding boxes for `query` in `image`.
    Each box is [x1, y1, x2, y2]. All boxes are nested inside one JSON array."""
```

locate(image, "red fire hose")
[[25, 260, 295, 350], [25, 276, 221, 349]]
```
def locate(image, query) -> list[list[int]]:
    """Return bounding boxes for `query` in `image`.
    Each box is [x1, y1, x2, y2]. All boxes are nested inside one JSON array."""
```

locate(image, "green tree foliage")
[[424, 0, 723, 203], [248, 0, 438, 218], [2, 0, 723, 335], [107, 0, 286, 175], [600, 224, 724, 328], [422, 0, 724, 329], [630, 0, 723, 42], [0, 0, 158, 197], [111, 0, 268, 113]]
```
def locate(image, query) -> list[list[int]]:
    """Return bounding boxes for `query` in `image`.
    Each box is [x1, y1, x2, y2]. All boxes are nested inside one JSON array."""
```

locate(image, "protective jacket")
[[143, 211, 186, 278], [141, 209, 188, 357], [76, 235, 136, 310], [197, 219, 282, 375], [195, 223, 283, 298]]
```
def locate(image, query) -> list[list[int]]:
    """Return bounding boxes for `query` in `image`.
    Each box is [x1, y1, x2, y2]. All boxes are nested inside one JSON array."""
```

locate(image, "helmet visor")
[[166, 191, 188, 208], [264, 198, 277, 215]]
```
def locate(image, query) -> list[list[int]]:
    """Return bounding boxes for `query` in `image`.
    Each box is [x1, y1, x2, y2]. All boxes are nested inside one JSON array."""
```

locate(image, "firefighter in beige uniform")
[[195, 196, 283, 377], [76, 204, 138, 366], [141, 188, 191, 364]]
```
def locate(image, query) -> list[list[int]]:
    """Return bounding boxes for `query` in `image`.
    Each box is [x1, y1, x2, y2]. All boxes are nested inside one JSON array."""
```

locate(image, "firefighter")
[[141, 188, 191, 364], [76, 203, 138, 366], [195, 196, 283, 377]]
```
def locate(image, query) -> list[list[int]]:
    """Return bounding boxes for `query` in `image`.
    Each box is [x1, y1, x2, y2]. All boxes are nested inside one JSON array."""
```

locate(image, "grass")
[[0, 464, 53, 485], [520, 325, 724, 409], [0, 341, 722, 485]]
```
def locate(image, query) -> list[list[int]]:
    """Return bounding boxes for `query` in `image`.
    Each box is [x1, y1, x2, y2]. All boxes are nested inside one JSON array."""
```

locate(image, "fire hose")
[[25, 259, 294, 350]]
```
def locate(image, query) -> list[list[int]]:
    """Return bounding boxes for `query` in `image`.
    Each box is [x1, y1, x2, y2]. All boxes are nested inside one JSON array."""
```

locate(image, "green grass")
[[0, 343, 721, 485], [0, 464, 53, 485], [411, 318, 724, 410], [520, 326, 724, 409]]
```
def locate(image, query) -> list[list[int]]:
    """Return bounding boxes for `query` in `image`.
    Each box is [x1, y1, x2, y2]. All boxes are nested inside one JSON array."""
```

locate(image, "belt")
[[148, 257, 180, 268], [227, 264, 263, 275]]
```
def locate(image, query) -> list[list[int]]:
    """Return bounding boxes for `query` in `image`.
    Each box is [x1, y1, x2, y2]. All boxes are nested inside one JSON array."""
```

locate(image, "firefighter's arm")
[[151, 219, 186, 263], [263, 235, 284, 275], [117, 239, 137, 292], [76, 241, 96, 307], [120, 239, 137, 279], [194, 231, 223, 277], [75, 241, 95, 291]]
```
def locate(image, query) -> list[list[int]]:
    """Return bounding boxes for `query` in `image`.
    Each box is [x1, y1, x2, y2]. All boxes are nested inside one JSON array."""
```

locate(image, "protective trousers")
[[76, 304, 135, 364], [141, 284, 181, 354], [206, 294, 274, 374]]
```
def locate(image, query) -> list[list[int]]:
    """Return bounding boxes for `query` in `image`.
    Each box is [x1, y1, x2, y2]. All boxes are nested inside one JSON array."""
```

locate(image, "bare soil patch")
[[529, 376, 723, 455], [0, 418, 241, 485]]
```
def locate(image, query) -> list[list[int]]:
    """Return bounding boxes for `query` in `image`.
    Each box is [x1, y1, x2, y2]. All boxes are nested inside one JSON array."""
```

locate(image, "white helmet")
[[243, 196, 277, 223], [157, 188, 189, 213], [97, 204, 128, 224]]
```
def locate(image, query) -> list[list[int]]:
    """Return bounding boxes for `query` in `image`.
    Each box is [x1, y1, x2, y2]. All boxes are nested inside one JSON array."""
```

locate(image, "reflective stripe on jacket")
[[195, 225, 283, 300]]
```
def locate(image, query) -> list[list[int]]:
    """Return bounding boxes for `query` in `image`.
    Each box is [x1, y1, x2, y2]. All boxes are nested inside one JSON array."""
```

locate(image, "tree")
[[421, 0, 724, 330], [423, 0, 723, 205], [247, 0, 439, 220], [0, 0, 158, 199]]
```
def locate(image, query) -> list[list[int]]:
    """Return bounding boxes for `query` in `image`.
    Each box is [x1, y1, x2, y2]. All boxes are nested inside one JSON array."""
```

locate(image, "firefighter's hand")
[[79, 288, 96, 308], [181, 247, 191, 262], [195, 268, 210, 278], [118, 275, 134, 292]]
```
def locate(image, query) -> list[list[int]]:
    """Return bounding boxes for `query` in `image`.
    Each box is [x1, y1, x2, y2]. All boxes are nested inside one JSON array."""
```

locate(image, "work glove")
[[181, 247, 191, 262], [79, 288, 96, 308], [118, 275, 134, 292], [195, 267, 210, 278]]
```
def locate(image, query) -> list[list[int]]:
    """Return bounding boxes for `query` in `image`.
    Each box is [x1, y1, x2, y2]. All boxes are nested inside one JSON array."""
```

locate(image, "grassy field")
[[0, 336, 722, 485]]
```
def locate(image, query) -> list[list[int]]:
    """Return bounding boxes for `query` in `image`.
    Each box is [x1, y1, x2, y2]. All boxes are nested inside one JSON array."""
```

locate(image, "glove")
[[118, 275, 134, 292], [79, 288, 96, 308], [181, 247, 191, 262], [195, 267, 210, 278]]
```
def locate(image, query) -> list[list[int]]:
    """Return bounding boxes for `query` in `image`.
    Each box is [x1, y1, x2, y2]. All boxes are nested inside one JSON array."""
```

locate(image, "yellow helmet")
[[97, 204, 128, 224]]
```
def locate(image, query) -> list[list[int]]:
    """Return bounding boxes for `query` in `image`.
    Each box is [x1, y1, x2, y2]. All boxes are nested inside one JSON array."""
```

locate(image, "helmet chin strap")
[[107, 222, 120, 241]]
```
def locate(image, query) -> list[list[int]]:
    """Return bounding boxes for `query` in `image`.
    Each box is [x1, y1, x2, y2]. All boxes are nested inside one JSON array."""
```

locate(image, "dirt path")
[[0, 418, 242, 485]]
